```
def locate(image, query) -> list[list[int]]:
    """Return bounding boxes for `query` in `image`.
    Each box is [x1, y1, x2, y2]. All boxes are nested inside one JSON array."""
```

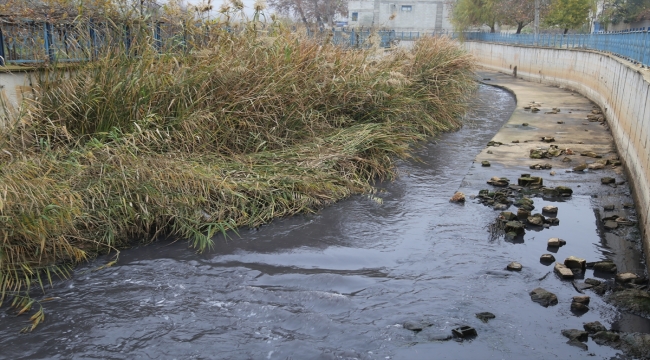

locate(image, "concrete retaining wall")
[[465, 41, 650, 270], [0, 70, 35, 128]]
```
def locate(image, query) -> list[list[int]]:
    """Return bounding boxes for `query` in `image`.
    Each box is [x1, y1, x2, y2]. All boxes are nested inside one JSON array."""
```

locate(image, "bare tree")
[[268, 0, 347, 26]]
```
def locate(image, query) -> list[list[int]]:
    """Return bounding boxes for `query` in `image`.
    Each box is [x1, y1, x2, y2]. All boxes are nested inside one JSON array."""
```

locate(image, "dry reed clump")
[[0, 29, 475, 324]]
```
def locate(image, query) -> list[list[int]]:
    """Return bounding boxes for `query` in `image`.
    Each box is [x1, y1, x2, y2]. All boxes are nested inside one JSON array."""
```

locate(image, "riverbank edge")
[[464, 41, 650, 275]]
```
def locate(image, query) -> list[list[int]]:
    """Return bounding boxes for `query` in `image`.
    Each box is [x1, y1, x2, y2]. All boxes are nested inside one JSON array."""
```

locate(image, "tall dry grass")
[[0, 19, 475, 329]]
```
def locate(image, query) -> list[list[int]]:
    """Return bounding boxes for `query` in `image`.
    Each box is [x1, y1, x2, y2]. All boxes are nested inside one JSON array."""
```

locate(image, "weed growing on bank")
[[0, 19, 475, 329]]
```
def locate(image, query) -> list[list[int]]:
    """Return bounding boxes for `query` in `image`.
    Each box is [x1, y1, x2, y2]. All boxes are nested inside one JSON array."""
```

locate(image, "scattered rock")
[[452, 326, 477, 338], [593, 261, 617, 273], [475, 312, 496, 323], [562, 157, 572, 162], [573, 295, 590, 305], [493, 203, 509, 211], [556, 186, 573, 196], [584, 321, 607, 334], [573, 163, 587, 172], [542, 205, 558, 214], [517, 208, 531, 219], [592, 331, 620, 345], [548, 237, 567, 247], [557, 121, 564, 124], [507, 262, 523, 271], [481, 160, 491, 167], [565, 256, 587, 271], [529, 163, 552, 170], [541, 136, 555, 142], [512, 140, 520, 143], [562, 329, 589, 342], [404, 321, 430, 331], [514, 197, 535, 211], [449, 192, 466, 203], [581, 152, 602, 158], [487, 177, 510, 187], [550, 171, 556, 176], [555, 263, 575, 279], [604, 220, 618, 230], [566, 339, 588, 351], [487, 141, 503, 147], [616, 272, 640, 284], [530, 288, 558, 307], [588, 163, 605, 170], [601, 177, 616, 184], [505, 221, 525, 235], [527, 213, 545, 226], [500, 211, 517, 221], [540, 254, 556, 264], [603, 205, 615, 211], [571, 302, 589, 313], [518, 175, 543, 187], [585, 278, 602, 286]]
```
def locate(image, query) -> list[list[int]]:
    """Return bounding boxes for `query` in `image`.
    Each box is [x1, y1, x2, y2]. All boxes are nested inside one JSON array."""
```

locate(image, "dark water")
[[0, 85, 644, 359]]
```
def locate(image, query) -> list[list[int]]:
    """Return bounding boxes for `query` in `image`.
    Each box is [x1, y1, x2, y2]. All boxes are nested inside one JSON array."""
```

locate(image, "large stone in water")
[[573, 295, 590, 305], [542, 205, 558, 214], [518, 176, 543, 187], [548, 237, 566, 247], [583, 321, 607, 334], [562, 329, 589, 342], [604, 220, 618, 230], [505, 221, 525, 235], [571, 302, 589, 312], [517, 208, 531, 219], [530, 287, 558, 307], [556, 186, 573, 196], [564, 256, 586, 270], [616, 272, 639, 284], [593, 261, 617, 273], [540, 254, 555, 264], [475, 312, 496, 323], [500, 211, 517, 221], [592, 331, 620, 345], [507, 262, 523, 271], [601, 177, 616, 184], [555, 263, 574, 279], [527, 213, 545, 226]]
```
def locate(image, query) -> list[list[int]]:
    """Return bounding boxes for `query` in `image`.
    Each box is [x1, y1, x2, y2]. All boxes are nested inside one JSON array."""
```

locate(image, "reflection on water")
[[0, 85, 645, 360]]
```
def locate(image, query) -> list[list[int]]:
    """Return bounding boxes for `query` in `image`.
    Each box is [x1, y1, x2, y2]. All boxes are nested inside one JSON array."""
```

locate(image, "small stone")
[[517, 208, 531, 219], [548, 237, 567, 247], [588, 163, 605, 170], [571, 302, 589, 312], [581, 152, 602, 158], [487, 150, 493, 154], [452, 326, 477, 338], [475, 312, 496, 323], [450, 192, 465, 203], [512, 140, 520, 143], [566, 340, 588, 351], [592, 331, 620, 345], [404, 321, 429, 331], [562, 157, 572, 162], [564, 256, 586, 270], [481, 161, 491, 167], [601, 177, 616, 184], [583, 321, 607, 334], [522, 122, 529, 126], [540, 254, 556, 264], [500, 211, 517, 221], [507, 262, 523, 271], [616, 272, 639, 284], [573, 296, 590, 305], [542, 205, 558, 214], [604, 220, 618, 230], [585, 278, 602, 286], [557, 121, 564, 124], [555, 263, 574, 279], [493, 203, 509, 211], [562, 329, 589, 342], [603, 205, 615, 211], [550, 171, 556, 176], [556, 186, 573, 196], [573, 163, 587, 172], [593, 261, 617, 273], [530, 288, 558, 307], [541, 136, 555, 142], [505, 221, 525, 235], [527, 213, 545, 226]]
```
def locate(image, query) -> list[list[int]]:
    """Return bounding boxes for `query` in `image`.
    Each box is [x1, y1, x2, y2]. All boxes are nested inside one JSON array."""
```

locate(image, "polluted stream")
[[1, 84, 647, 359]]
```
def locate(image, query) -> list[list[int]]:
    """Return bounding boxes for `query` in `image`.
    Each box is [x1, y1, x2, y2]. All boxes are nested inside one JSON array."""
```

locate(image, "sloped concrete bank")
[[465, 41, 650, 272]]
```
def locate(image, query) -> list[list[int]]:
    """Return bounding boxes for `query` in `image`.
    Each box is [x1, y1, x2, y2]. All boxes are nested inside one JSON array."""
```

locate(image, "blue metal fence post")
[[0, 27, 5, 66], [642, 30, 648, 66], [44, 22, 55, 62], [154, 22, 162, 53]]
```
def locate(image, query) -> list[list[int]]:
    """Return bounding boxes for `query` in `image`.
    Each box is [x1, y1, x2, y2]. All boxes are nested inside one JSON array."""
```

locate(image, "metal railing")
[[462, 31, 650, 67]]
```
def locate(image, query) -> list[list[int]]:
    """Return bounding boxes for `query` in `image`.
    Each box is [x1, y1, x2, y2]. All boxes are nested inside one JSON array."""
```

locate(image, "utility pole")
[[534, 0, 540, 45]]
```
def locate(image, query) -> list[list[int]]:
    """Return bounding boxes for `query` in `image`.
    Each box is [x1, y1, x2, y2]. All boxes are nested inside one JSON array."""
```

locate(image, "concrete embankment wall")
[[465, 41, 650, 270], [0, 70, 35, 128]]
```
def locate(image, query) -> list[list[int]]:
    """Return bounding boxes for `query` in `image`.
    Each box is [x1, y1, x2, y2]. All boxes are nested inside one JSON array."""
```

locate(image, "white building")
[[347, 0, 453, 32]]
